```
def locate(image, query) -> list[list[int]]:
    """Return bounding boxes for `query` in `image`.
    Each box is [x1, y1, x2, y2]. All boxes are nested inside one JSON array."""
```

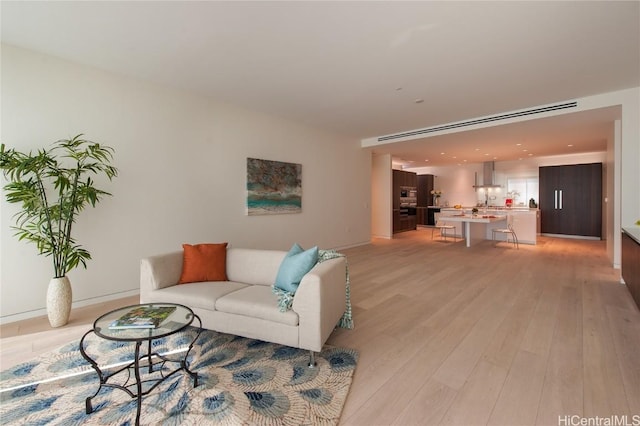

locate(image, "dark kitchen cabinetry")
[[417, 174, 434, 225], [393, 209, 401, 232], [417, 174, 434, 206], [622, 230, 640, 310], [427, 207, 440, 226], [416, 207, 427, 226], [539, 163, 602, 238], [393, 169, 417, 189], [393, 170, 417, 234]]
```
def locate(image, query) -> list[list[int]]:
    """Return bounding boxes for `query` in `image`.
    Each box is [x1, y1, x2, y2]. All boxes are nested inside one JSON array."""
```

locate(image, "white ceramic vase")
[[47, 276, 72, 327]]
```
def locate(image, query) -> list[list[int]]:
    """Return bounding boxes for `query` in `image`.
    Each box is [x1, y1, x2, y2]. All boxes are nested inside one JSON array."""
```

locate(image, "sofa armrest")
[[292, 257, 347, 352], [140, 251, 183, 301]]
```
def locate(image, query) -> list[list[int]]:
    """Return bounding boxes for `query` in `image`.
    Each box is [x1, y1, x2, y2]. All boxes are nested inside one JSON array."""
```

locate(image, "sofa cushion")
[[274, 244, 318, 293], [215, 285, 299, 326], [179, 243, 228, 284], [150, 281, 247, 311], [226, 248, 287, 286]]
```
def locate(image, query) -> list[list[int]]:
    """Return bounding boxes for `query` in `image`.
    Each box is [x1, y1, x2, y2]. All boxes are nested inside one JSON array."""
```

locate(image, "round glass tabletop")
[[93, 303, 195, 341]]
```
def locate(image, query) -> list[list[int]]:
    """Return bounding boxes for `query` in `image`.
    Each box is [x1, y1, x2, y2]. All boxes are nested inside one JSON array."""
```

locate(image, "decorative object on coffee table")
[[0, 135, 117, 327]]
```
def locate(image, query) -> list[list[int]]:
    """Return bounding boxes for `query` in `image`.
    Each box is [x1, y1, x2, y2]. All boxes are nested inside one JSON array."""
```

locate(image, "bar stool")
[[432, 220, 456, 241], [492, 215, 519, 249]]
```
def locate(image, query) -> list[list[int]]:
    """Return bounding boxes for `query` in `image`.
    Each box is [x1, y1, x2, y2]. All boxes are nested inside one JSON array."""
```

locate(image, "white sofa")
[[140, 248, 347, 356]]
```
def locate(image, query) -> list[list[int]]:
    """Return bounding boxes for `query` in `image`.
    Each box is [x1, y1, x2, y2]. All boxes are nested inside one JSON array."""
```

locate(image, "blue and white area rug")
[[0, 328, 358, 425]]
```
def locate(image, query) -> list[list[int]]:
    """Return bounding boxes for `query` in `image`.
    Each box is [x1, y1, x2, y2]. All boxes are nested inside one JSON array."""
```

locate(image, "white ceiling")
[[1, 1, 639, 167]]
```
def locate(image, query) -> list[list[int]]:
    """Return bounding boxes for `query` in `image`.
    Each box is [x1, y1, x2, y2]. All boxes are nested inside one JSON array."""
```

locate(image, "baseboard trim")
[[334, 239, 372, 250], [0, 289, 140, 325], [541, 233, 601, 241]]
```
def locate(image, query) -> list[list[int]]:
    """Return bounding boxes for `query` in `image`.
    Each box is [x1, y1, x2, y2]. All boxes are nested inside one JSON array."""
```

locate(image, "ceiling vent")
[[377, 101, 578, 143], [473, 161, 502, 189]]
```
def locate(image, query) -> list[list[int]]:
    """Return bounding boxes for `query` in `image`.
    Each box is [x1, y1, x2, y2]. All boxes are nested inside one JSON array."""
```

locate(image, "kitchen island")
[[436, 208, 539, 245], [440, 214, 507, 247]]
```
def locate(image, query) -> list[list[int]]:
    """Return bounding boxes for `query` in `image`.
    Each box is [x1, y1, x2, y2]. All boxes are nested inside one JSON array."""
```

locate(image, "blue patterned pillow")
[[274, 243, 319, 293]]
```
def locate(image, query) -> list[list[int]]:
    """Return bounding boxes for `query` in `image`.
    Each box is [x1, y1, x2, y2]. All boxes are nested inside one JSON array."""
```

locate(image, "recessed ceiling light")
[[484, 153, 489, 156], [463, 159, 467, 162], [568, 144, 574, 147], [475, 148, 480, 151], [453, 156, 457, 159], [424, 159, 429, 162], [493, 157, 498, 159], [440, 152, 445, 155], [528, 153, 533, 156], [516, 143, 522, 146]]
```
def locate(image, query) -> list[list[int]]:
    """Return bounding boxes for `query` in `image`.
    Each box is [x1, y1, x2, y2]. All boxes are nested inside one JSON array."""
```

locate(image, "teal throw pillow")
[[274, 243, 319, 293]]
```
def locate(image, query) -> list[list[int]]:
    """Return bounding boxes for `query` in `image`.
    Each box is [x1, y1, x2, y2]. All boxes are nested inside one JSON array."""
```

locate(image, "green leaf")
[[1, 135, 117, 276]]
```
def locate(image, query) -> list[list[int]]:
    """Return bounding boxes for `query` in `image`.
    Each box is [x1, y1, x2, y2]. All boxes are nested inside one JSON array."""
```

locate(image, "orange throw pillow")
[[178, 243, 228, 284]]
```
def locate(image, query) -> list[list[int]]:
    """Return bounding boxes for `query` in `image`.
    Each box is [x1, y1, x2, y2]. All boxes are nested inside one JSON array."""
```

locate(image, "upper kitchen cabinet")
[[539, 163, 602, 238], [393, 169, 417, 188], [417, 174, 434, 207]]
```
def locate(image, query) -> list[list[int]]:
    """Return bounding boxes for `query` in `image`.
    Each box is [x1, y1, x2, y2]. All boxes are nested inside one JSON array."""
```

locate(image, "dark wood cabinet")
[[622, 230, 640, 310], [392, 172, 400, 210], [392, 169, 417, 233], [417, 175, 434, 206], [416, 207, 427, 226], [393, 209, 401, 232], [427, 207, 440, 226], [393, 170, 417, 189], [417, 174, 433, 225], [539, 163, 602, 238]]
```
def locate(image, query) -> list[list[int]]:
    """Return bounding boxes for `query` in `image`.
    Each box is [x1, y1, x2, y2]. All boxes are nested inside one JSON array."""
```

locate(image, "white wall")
[[406, 164, 480, 207], [605, 121, 619, 264], [0, 45, 371, 322], [371, 153, 392, 239]]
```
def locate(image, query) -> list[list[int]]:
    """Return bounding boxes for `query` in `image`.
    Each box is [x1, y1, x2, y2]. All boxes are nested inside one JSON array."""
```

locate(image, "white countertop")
[[441, 214, 507, 223], [623, 226, 640, 244], [440, 206, 537, 211], [439, 208, 537, 215]]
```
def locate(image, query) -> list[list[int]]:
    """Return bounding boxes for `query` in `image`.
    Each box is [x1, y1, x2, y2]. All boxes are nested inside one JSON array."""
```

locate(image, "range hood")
[[473, 161, 502, 189]]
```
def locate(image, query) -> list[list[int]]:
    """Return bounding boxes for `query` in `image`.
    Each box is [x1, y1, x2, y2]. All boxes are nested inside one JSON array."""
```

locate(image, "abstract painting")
[[246, 158, 302, 215]]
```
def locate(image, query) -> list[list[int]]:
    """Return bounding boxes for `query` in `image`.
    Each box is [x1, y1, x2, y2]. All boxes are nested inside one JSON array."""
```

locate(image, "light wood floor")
[[1, 229, 639, 425]]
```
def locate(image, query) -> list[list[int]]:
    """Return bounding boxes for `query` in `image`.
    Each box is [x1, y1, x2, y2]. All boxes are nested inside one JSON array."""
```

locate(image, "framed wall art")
[[246, 158, 302, 215]]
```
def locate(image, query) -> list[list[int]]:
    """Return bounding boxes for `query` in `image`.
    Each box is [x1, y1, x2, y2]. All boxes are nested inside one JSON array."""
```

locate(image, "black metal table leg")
[[81, 304, 201, 425], [147, 338, 153, 374], [134, 341, 143, 426], [79, 329, 101, 414], [182, 314, 202, 387]]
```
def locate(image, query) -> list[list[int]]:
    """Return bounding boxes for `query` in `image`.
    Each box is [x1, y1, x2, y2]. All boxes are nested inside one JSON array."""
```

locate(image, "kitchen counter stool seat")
[[433, 220, 456, 241], [492, 215, 519, 249]]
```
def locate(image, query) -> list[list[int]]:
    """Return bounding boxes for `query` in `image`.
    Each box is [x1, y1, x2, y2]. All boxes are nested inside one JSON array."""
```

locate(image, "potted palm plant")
[[0, 135, 117, 327]]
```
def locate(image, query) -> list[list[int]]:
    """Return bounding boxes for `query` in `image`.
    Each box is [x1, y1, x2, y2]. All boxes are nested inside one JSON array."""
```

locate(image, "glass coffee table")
[[79, 303, 202, 426]]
